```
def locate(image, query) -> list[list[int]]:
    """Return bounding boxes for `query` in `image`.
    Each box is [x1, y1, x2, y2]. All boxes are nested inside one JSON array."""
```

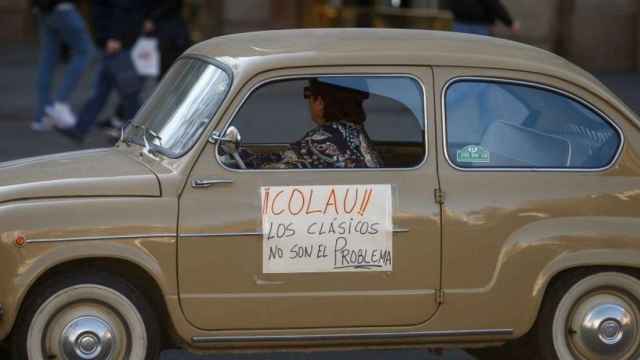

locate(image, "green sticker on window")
[[457, 145, 490, 163]]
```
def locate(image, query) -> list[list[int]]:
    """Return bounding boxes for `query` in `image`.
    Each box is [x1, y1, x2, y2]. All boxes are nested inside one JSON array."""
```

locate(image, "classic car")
[[1, 29, 639, 360]]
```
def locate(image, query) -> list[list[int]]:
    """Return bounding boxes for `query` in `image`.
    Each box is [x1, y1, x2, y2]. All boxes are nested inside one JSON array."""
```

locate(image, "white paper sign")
[[261, 185, 393, 273]]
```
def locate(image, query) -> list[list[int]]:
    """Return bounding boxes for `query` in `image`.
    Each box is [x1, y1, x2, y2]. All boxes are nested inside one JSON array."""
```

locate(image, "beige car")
[[1, 29, 639, 360]]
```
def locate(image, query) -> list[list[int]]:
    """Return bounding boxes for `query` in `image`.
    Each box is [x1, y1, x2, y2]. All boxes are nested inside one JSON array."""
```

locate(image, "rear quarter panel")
[[428, 66, 640, 336]]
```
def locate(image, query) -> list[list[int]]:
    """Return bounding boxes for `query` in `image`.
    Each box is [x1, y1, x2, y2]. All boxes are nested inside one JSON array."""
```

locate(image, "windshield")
[[124, 58, 231, 158]]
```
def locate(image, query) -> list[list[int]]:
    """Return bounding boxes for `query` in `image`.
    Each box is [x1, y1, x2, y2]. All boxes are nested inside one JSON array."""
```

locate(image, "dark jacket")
[[31, 0, 75, 14], [91, 0, 148, 49], [450, 0, 514, 27], [145, 0, 190, 46], [145, 0, 184, 23]]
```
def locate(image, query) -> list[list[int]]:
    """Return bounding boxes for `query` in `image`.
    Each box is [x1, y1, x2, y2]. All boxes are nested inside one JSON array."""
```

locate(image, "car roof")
[[185, 28, 638, 124]]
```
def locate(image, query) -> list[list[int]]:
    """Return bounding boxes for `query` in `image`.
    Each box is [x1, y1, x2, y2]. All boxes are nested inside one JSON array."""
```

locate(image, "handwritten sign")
[[261, 185, 393, 273]]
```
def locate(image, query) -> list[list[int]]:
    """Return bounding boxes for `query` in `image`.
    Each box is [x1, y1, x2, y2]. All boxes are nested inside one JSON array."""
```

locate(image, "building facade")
[[1, 0, 639, 72]]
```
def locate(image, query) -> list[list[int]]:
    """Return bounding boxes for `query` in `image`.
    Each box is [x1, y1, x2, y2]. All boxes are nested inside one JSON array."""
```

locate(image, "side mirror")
[[209, 126, 246, 169], [209, 126, 241, 152]]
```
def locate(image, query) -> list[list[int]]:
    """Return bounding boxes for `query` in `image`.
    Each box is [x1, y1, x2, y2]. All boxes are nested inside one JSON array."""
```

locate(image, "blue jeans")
[[453, 22, 491, 36], [75, 50, 142, 136], [36, 5, 94, 123]]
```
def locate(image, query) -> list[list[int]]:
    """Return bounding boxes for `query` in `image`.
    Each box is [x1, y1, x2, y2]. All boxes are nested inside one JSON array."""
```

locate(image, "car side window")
[[220, 76, 426, 170], [445, 79, 621, 169]]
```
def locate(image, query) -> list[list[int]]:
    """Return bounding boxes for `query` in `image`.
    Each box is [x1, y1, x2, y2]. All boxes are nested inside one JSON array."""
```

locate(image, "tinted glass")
[[445, 80, 621, 169], [223, 76, 425, 169]]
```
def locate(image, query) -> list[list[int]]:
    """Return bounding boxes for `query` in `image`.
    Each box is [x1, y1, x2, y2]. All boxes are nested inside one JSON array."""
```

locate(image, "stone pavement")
[[0, 43, 638, 360]]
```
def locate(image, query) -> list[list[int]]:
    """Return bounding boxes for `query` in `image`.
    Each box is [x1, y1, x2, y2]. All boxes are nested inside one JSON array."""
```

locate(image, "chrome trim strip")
[[192, 178, 234, 188], [25, 233, 175, 244], [182, 231, 262, 238], [182, 228, 409, 238], [441, 76, 625, 172], [192, 329, 513, 344], [27, 228, 409, 243], [214, 72, 429, 173], [182, 288, 433, 299]]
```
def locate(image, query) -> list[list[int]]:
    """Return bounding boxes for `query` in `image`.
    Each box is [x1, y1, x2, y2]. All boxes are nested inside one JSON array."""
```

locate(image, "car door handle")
[[191, 179, 233, 188]]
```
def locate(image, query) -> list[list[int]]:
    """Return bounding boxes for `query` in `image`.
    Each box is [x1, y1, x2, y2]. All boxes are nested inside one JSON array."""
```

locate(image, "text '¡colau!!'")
[[262, 187, 374, 217]]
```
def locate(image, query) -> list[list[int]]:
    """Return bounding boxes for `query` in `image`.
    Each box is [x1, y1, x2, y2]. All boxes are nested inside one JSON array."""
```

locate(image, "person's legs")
[[51, 6, 94, 103], [111, 51, 142, 123], [34, 14, 60, 128], [73, 57, 113, 137], [453, 21, 491, 36]]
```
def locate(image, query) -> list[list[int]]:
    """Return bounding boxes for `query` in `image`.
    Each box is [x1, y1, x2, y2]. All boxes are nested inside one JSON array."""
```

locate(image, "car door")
[[435, 67, 626, 327], [178, 66, 441, 331]]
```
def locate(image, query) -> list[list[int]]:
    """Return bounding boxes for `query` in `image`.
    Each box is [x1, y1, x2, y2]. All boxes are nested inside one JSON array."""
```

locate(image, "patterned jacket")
[[242, 121, 382, 169]]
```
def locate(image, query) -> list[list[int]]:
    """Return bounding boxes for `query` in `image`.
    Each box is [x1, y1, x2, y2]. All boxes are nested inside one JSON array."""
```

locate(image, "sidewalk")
[[0, 43, 639, 163]]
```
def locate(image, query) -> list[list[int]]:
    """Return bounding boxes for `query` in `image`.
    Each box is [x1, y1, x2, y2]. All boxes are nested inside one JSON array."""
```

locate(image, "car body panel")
[[433, 66, 640, 336], [0, 148, 161, 203]]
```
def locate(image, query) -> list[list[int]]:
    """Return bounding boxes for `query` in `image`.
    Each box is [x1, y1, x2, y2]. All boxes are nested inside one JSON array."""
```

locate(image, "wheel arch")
[[524, 251, 640, 336], [11, 257, 177, 349]]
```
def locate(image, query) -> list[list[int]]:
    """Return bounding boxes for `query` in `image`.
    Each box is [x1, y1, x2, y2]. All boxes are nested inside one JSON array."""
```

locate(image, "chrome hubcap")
[[569, 294, 639, 359], [61, 316, 115, 360], [599, 319, 623, 345]]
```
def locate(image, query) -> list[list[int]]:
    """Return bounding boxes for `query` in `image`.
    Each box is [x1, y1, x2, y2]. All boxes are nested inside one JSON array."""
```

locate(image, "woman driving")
[[238, 77, 383, 169]]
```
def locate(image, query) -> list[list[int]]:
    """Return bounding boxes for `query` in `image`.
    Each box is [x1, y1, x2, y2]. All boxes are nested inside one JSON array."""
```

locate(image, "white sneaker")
[[31, 116, 53, 131], [45, 102, 76, 129]]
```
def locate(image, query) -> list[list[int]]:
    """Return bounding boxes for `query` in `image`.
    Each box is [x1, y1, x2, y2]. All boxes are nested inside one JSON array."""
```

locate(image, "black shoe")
[[54, 127, 85, 144], [97, 116, 125, 130]]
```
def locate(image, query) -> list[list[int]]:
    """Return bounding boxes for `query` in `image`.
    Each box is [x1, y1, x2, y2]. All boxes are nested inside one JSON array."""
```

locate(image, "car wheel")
[[535, 271, 640, 360], [12, 272, 161, 360]]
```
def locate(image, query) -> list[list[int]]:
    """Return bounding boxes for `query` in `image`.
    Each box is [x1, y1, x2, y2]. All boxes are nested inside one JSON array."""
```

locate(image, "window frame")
[[441, 76, 625, 172], [215, 73, 430, 172], [128, 54, 234, 159]]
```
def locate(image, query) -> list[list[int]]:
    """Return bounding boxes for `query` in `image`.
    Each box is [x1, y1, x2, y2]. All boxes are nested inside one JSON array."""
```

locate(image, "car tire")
[[532, 270, 640, 360], [11, 271, 161, 360]]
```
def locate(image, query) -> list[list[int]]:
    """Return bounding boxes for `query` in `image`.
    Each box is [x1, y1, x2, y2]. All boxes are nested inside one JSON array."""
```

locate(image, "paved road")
[[1, 43, 639, 359]]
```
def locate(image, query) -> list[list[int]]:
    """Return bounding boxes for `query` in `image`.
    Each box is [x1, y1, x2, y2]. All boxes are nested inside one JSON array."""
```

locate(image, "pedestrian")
[[53, 0, 148, 142], [97, 0, 191, 141], [32, 0, 94, 131], [144, 0, 192, 78], [449, 0, 520, 36]]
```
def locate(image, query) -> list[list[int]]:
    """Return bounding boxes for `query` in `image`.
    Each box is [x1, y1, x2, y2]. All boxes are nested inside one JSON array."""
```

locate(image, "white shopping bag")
[[131, 37, 160, 77]]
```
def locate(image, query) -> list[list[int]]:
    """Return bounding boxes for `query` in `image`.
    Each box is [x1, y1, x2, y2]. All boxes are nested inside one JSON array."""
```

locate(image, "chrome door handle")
[[191, 179, 233, 188]]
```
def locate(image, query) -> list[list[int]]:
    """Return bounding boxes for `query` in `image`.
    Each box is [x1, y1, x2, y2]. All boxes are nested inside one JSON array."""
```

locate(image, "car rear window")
[[444, 79, 622, 170]]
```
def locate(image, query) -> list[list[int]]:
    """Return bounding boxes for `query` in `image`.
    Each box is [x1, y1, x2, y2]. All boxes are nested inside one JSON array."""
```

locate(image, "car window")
[[221, 76, 426, 169], [445, 79, 621, 169], [126, 58, 231, 158]]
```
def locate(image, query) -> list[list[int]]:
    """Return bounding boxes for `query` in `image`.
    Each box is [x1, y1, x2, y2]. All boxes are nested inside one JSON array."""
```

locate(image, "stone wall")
[[637, 12, 640, 71], [2, 0, 640, 72], [0, 0, 32, 42], [560, 0, 638, 72], [496, 0, 640, 72], [493, 0, 559, 52]]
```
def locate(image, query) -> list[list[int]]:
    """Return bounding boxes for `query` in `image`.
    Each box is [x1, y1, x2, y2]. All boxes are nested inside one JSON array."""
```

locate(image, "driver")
[[239, 78, 382, 169]]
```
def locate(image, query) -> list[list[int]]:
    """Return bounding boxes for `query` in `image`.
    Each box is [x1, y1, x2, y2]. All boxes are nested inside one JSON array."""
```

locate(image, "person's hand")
[[511, 21, 521, 34], [105, 39, 122, 54], [144, 20, 155, 34]]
